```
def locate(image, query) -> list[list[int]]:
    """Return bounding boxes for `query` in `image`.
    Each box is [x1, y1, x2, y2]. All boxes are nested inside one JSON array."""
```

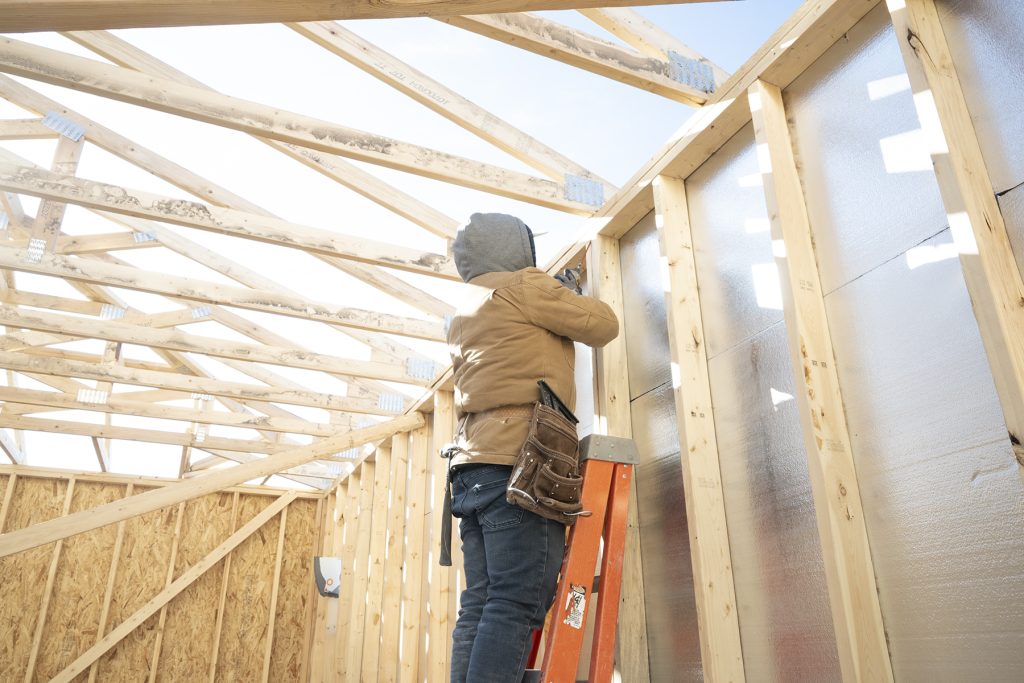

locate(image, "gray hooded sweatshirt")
[[453, 213, 536, 282]]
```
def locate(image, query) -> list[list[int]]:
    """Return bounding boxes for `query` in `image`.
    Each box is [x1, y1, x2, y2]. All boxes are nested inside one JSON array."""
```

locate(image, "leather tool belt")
[[506, 383, 590, 526]]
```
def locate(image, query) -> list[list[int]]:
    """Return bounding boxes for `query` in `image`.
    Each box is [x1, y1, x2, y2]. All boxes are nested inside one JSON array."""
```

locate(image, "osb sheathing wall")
[[0, 471, 320, 682]]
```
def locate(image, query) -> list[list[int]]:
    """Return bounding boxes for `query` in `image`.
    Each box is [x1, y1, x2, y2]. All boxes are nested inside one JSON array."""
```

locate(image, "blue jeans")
[[449, 464, 566, 683]]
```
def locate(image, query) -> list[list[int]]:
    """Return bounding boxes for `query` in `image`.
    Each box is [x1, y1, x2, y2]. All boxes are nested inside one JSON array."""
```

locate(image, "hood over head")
[[453, 213, 536, 283]]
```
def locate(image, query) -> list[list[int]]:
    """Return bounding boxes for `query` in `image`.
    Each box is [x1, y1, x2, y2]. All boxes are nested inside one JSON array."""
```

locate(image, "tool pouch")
[[506, 402, 589, 525]]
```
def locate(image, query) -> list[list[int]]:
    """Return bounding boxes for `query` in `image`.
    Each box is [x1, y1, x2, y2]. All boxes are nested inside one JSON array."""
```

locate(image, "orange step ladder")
[[526, 434, 639, 683]]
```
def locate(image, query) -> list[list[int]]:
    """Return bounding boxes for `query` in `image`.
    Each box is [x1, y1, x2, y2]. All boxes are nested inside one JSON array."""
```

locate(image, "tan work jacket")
[[447, 268, 619, 468]]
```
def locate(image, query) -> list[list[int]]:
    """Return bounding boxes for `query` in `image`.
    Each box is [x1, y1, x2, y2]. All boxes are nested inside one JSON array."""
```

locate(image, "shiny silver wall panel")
[[708, 323, 841, 682], [619, 210, 672, 400], [825, 230, 1024, 681], [687, 124, 780, 360], [784, 4, 947, 295], [998, 184, 1024, 281], [937, 0, 1024, 193]]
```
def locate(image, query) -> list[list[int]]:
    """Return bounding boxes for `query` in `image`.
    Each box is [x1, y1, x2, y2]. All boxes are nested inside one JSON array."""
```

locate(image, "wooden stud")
[[332, 474, 359, 680], [379, 433, 409, 683], [748, 78, 894, 683], [0, 412, 425, 558], [23, 477, 75, 682], [440, 13, 709, 105], [298, 495, 324, 683], [261, 504, 289, 683], [428, 390, 455, 681], [0, 473, 16, 532], [887, 0, 1024, 473], [307, 489, 335, 683], [48, 489, 298, 683], [585, 235, 651, 682], [147, 501, 186, 682], [344, 461, 376, 683], [0, 38, 596, 213], [651, 176, 745, 682], [88, 482, 132, 683], [400, 424, 431, 683], [362, 445, 393, 680]]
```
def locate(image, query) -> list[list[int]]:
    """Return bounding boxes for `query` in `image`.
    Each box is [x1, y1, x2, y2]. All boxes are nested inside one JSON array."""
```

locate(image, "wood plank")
[[30, 135, 84, 251], [88, 483, 132, 683], [378, 432, 409, 683], [146, 501, 186, 683], [290, 21, 616, 194], [0, 305, 430, 386], [332, 474, 358, 680], [0, 386, 342, 438], [428, 390, 454, 681], [261, 505, 289, 683], [206, 492, 240, 683], [0, 38, 597, 213], [0, 412, 424, 558], [0, 159, 458, 281], [0, 350, 386, 414], [748, 78, 893, 683], [361, 445, 392, 680], [0, 118, 55, 140], [578, 7, 729, 84], [1, 0, 722, 31], [0, 246, 446, 341], [23, 478, 75, 683], [585, 235, 650, 682], [48, 489, 298, 683], [0, 415, 288, 455], [400, 424, 431, 683], [0, 464, 322, 498], [0, 427, 25, 464], [651, 176, 744, 681], [440, 13, 710, 105], [887, 0, 1024, 473], [0, 473, 16, 531], [2, 57, 459, 241], [344, 461, 376, 683]]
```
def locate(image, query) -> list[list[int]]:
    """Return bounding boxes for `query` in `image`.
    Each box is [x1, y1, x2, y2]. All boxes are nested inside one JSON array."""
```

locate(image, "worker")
[[443, 213, 619, 682]]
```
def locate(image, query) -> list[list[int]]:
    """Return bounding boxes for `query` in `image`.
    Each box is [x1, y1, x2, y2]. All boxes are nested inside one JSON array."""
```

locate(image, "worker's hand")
[[554, 267, 583, 294]]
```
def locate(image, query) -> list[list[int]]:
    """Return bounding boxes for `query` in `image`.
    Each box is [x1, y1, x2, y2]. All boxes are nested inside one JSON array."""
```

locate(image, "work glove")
[[554, 266, 582, 295]]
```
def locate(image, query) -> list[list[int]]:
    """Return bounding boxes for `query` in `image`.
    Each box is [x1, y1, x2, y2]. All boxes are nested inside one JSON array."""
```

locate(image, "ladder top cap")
[[579, 434, 639, 465]]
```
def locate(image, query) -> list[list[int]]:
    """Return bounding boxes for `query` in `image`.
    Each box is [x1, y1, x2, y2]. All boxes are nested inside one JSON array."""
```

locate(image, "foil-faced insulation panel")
[[787, 5, 1024, 678], [783, 4, 948, 295], [936, 0, 1024, 194]]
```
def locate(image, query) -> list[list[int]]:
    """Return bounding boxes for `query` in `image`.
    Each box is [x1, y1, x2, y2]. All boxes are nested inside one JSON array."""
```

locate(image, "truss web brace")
[[667, 52, 716, 94]]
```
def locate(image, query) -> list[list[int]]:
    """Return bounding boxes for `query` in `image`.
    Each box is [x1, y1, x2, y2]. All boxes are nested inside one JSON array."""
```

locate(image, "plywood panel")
[[158, 492, 234, 681], [36, 482, 122, 680], [95, 485, 177, 681], [269, 498, 318, 682], [0, 477, 67, 680], [215, 494, 276, 682]]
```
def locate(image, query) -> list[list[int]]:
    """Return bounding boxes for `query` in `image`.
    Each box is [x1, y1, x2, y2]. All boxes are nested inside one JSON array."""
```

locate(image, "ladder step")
[[522, 670, 586, 683]]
